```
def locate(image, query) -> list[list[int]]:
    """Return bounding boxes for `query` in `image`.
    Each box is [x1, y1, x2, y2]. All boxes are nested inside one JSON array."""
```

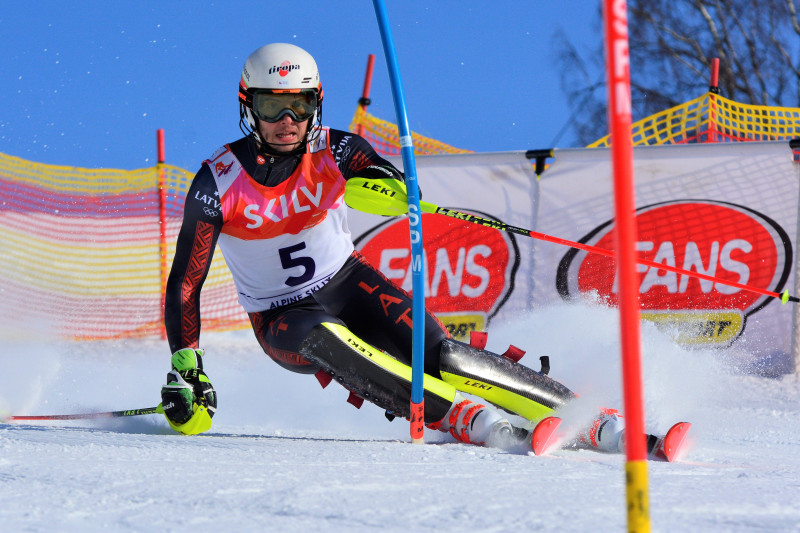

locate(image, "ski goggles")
[[251, 89, 318, 123]]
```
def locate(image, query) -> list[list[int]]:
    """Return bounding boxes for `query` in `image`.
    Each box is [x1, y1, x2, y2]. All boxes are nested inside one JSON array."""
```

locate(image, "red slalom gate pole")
[[157, 129, 168, 340], [709, 57, 720, 92], [708, 58, 720, 143], [355, 54, 376, 138], [604, 1, 650, 531]]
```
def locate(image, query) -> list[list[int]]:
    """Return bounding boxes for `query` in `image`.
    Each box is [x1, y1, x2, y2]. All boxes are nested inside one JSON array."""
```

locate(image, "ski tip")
[[531, 416, 563, 456], [661, 421, 692, 462]]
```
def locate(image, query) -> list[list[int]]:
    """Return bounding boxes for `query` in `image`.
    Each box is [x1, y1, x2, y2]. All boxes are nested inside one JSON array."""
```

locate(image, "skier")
[[159, 43, 625, 452]]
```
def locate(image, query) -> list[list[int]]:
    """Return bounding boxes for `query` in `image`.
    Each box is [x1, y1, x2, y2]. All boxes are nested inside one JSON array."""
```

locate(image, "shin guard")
[[299, 322, 456, 424], [438, 339, 576, 422]]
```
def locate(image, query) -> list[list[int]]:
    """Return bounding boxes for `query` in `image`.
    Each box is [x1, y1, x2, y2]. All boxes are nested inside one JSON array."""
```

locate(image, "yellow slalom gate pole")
[[603, 0, 650, 531]]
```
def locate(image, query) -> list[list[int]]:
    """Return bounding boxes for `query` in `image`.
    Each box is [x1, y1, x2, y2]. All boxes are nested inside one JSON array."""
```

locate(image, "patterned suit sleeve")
[[164, 165, 223, 352], [328, 129, 402, 180]]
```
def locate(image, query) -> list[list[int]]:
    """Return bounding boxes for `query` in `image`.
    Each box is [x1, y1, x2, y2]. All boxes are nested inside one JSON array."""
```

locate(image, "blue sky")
[[1, 2, 601, 172]]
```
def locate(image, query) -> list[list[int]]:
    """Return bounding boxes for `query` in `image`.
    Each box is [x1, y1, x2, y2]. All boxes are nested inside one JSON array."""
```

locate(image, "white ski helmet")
[[238, 43, 324, 143]]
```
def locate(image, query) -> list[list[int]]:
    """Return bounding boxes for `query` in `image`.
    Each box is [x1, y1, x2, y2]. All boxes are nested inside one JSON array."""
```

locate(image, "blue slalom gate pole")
[[372, 0, 427, 443]]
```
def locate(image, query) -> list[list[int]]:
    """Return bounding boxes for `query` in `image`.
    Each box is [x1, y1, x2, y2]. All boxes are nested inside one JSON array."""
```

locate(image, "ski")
[[647, 421, 692, 462], [531, 416, 564, 456], [530, 417, 692, 462]]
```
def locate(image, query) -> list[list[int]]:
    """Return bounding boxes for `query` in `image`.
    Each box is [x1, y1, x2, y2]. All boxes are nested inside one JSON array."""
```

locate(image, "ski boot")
[[573, 408, 626, 453], [432, 394, 530, 450]]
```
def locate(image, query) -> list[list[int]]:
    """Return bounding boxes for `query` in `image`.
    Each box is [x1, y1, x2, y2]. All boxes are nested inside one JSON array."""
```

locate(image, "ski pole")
[[3, 405, 162, 422], [372, 0, 427, 444], [344, 176, 799, 304]]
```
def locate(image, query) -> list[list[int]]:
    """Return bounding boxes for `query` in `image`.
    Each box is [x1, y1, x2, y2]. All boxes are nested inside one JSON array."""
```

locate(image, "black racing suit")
[[165, 130, 574, 426]]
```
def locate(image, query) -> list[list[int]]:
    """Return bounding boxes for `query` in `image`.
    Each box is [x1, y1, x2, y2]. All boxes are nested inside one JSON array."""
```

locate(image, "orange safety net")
[[0, 154, 247, 340]]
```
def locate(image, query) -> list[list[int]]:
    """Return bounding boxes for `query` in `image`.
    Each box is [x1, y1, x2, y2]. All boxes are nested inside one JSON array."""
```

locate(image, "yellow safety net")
[[588, 92, 800, 147], [349, 106, 473, 156]]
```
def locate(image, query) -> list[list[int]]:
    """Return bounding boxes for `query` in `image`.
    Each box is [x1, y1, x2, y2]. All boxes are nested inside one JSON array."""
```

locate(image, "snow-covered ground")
[[2, 302, 799, 532]]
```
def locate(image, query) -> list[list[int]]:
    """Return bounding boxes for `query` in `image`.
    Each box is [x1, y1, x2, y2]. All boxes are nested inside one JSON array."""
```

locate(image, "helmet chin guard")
[[238, 43, 324, 148]]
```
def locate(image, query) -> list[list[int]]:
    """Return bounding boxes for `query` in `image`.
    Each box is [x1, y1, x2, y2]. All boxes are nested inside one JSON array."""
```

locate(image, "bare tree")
[[554, 0, 800, 146]]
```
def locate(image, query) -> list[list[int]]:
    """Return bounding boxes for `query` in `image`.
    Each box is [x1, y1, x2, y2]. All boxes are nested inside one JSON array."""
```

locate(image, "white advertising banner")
[[346, 142, 799, 373], [347, 152, 540, 339], [536, 142, 799, 368]]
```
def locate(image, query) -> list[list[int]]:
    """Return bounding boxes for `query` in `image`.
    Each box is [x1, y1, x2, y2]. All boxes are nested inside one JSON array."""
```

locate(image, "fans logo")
[[269, 61, 300, 77], [556, 200, 792, 347], [354, 210, 520, 340]]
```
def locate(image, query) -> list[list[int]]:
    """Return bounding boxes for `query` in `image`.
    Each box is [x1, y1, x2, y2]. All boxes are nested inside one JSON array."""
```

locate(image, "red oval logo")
[[556, 200, 792, 345]]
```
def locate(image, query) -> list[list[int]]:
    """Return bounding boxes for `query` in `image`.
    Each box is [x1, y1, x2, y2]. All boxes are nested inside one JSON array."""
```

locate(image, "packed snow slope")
[[2, 301, 799, 532]]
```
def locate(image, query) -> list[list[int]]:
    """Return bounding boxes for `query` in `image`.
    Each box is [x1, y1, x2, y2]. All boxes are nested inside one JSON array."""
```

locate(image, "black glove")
[[161, 348, 217, 425], [356, 165, 422, 199], [357, 164, 404, 182]]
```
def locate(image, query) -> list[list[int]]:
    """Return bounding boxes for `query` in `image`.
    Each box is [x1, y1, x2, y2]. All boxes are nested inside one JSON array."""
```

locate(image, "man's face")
[[257, 114, 309, 152]]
